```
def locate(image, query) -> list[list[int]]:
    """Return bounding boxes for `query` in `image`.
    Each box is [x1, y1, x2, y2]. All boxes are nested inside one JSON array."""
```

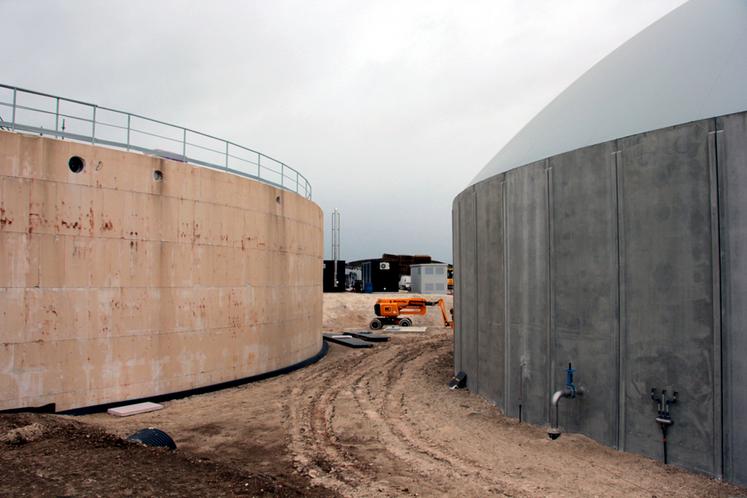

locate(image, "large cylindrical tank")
[[452, 0, 747, 485], [0, 131, 323, 412]]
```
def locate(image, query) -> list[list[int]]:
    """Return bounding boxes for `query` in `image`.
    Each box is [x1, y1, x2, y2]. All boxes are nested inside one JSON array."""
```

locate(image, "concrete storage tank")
[[452, 0, 747, 485], [0, 85, 323, 412]]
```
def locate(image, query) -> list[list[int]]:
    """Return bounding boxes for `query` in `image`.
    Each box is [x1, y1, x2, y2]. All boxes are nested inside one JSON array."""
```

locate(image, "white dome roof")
[[471, 0, 747, 185]]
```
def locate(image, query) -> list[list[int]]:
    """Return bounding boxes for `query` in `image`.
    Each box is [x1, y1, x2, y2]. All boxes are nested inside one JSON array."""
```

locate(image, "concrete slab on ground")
[[107, 402, 164, 417], [322, 334, 373, 348], [383, 326, 428, 332]]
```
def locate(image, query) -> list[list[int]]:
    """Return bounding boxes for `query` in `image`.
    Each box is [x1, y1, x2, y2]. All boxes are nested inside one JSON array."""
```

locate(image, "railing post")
[[258, 153, 261, 178], [91, 106, 96, 144], [55, 97, 60, 135], [182, 128, 187, 160], [225, 142, 229, 170], [126, 114, 131, 151], [11, 88, 16, 131], [296, 170, 300, 194], [281, 163, 284, 187]]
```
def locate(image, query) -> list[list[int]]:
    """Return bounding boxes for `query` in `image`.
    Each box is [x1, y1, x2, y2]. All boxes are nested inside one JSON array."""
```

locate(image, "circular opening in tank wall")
[[68, 156, 85, 173], [153, 170, 163, 181], [276, 195, 281, 203]]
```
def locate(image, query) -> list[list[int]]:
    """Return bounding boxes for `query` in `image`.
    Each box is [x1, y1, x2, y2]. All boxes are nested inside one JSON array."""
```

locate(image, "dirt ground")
[[2, 293, 745, 497]]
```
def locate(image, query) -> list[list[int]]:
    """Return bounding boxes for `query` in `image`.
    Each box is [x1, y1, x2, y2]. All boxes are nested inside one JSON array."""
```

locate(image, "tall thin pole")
[[331, 209, 341, 289]]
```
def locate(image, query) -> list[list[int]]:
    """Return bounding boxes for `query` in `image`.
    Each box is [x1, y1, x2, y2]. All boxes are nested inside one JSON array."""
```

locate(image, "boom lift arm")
[[369, 297, 453, 330]]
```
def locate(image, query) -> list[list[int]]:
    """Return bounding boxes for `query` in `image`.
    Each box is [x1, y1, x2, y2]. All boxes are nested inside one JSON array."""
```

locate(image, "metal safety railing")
[[0, 83, 312, 199]]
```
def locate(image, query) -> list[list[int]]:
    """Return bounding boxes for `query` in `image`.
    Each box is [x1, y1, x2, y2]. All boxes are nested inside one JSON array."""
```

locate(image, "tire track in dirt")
[[285, 344, 432, 496], [349, 344, 457, 494], [350, 345, 455, 495], [375, 337, 524, 496], [286, 336, 485, 496], [306, 333, 520, 497], [285, 351, 370, 494]]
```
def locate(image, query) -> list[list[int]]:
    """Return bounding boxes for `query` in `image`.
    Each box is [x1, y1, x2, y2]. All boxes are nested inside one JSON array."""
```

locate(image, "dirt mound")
[[1, 422, 46, 445], [0, 413, 333, 497]]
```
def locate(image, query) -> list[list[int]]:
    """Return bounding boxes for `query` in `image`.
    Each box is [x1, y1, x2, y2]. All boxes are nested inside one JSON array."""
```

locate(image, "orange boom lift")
[[369, 298, 453, 330]]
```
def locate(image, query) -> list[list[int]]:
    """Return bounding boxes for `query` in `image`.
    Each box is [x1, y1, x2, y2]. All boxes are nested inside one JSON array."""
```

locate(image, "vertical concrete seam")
[[546, 160, 555, 424], [716, 121, 733, 481], [451, 205, 458, 375], [614, 147, 626, 451], [503, 179, 511, 414], [608, 149, 621, 449], [473, 187, 480, 393], [707, 124, 725, 478], [457, 197, 464, 371]]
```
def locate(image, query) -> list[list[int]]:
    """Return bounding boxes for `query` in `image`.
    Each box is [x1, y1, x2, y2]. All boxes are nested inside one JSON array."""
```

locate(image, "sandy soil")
[[2, 292, 745, 497]]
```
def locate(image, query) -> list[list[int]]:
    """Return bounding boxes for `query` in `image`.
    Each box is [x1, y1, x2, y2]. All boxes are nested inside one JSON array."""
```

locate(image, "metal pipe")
[[549, 388, 571, 439], [549, 386, 586, 439], [548, 363, 584, 440], [552, 387, 570, 407]]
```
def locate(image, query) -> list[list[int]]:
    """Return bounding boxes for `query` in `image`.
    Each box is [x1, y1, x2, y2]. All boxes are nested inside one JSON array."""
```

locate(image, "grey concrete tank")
[[452, 0, 747, 485]]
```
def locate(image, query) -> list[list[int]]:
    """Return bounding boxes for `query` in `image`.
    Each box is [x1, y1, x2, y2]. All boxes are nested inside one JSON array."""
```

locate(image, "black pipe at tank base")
[[127, 428, 177, 450]]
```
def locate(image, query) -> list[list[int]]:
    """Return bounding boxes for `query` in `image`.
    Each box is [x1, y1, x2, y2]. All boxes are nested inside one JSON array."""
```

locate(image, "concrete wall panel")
[[505, 161, 549, 425], [618, 121, 716, 474], [549, 142, 618, 446], [0, 131, 323, 411], [718, 112, 747, 486], [475, 176, 505, 407], [457, 187, 478, 390]]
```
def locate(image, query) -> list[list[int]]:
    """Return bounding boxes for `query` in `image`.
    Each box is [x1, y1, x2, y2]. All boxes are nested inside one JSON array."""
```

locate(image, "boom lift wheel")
[[369, 318, 383, 330], [398, 317, 412, 327]]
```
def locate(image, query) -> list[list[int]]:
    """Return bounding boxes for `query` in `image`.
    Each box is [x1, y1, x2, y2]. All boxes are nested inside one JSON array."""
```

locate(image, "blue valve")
[[565, 363, 577, 398]]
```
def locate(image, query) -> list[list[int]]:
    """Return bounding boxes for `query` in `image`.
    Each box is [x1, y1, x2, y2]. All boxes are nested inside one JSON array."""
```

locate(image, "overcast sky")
[[1, 0, 687, 262]]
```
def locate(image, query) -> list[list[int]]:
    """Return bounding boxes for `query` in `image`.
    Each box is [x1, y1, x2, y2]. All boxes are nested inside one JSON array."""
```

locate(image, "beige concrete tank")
[[0, 130, 323, 411]]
